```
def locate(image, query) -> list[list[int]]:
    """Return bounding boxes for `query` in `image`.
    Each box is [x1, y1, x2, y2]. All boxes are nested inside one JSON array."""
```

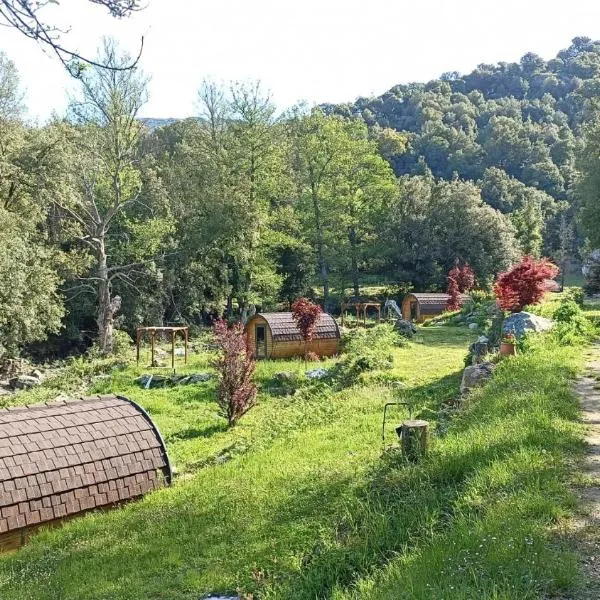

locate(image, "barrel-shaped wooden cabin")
[[402, 293, 469, 323], [0, 395, 171, 551], [246, 312, 340, 359]]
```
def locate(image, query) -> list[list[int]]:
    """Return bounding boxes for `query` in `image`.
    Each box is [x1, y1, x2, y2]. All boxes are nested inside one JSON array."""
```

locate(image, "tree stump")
[[396, 419, 428, 461]]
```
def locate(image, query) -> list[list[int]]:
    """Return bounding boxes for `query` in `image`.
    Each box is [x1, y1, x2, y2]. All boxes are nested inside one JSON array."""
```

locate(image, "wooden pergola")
[[340, 302, 382, 326], [136, 326, 189, 370]]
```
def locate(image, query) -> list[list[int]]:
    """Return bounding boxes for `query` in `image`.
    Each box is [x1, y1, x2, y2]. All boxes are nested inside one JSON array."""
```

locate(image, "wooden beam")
[[184, 328, 188, 365], [171, 330, 175, 371]]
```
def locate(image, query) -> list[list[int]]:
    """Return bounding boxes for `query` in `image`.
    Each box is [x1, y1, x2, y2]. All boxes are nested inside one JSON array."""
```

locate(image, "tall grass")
[[0, 329, 586, 600]]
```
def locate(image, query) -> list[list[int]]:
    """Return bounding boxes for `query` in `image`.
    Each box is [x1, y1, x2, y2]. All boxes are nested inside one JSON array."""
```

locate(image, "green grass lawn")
[[0, 325, 588, 599]]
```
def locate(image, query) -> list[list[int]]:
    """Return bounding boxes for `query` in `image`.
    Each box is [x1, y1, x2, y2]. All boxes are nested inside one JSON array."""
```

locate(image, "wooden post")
[[150, 330, 155, 367], [184, 328, 188, 365], [171, 330, 176, 371], [136, 328, 141, 365], [398, 419, 429, 461]]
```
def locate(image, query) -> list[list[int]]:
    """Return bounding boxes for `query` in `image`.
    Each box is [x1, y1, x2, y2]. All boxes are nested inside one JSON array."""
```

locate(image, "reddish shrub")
[[493, 256, 559, 313], [291, 297, 322, 356], [212, 320, 257, 427], [457, 264, 475, 293], [446, 266, 461, 311]]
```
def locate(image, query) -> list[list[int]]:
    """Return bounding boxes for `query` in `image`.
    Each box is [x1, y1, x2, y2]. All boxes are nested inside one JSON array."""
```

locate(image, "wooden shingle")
[[0, 395, 171, 550], [257, 312, 339, 342]]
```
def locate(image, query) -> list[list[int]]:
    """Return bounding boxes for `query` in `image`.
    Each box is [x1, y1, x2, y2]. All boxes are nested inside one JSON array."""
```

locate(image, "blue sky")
[[4, 0, 600, 122]]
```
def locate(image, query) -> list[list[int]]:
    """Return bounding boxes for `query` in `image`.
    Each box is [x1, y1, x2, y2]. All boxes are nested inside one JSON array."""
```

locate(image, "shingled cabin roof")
[[257, 312, 340, 342], [0, 395, 170, 543], [409, 293, 469, 314]]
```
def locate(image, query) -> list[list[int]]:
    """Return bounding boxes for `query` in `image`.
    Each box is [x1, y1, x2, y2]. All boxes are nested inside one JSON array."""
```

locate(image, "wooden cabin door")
[[410, 301, 418, 321], [255, 325, 267, 359]]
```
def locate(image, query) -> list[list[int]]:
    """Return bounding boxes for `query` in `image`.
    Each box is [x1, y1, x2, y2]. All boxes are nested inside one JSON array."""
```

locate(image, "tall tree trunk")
[[310, 180, 329, 308], [96, 238, 120, 354], [348, 226, 360, 298]]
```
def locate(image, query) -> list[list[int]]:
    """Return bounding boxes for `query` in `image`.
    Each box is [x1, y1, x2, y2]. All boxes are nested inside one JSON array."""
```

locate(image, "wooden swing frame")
[[136, 326, 189, 370]]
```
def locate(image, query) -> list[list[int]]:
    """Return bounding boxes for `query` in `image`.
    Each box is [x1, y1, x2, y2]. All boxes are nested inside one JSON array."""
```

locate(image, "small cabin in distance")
[[245, 312, 340, 359], [402, 293, 469, 323]]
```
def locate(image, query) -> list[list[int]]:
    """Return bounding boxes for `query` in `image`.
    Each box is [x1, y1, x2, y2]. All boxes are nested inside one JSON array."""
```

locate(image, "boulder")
[[306, 368, 329, 379], [460, 362, 495, 395], [270, 371, 299, 396], [394, 318, 417, 338], [274, 371, 297, 383], [186, 373, 211, 384], [136, 373, 211, 389], [502, 311, 554, 339], [468, 336, 490, 364], [10, 375, 42, 390], [468, 322, 479, 330]]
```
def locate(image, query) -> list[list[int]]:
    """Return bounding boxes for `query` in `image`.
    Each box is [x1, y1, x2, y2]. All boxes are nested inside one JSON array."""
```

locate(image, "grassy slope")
[[0, 326, 587, 599]]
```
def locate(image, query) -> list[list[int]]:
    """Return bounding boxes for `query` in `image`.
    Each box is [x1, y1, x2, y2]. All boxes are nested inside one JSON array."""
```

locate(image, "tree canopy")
[[3, 36, 600, 357]]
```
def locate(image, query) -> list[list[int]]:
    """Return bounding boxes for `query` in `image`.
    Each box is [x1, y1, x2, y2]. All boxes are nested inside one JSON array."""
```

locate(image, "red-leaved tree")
[[212, 320, 257, 427], [446, 266, 461, 310], [493, 256, 559, 313], [457, 264, 475, 293], [291, 297, 322, 358]]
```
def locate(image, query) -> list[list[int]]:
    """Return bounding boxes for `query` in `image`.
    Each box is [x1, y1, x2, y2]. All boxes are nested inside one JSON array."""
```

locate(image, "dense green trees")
[[0, 207, 64, 358], [0, 53, 69, 358], [377, 176, 519, 289], [4, 37, 600, 358], [57, 41, 172, 353], [328, 38, 600, 261], [288, 109, 397, 306], [577, 117, 600, 246]]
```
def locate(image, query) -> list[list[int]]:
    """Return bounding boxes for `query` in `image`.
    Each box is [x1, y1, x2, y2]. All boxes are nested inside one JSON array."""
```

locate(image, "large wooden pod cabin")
[[246, 312, 340, 359], [402, 293, 469, 323], [0, 395, 171, 552]]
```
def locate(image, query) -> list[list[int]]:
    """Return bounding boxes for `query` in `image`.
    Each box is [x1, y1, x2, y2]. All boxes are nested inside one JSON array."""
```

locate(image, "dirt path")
[[571, 343, 600, 598]]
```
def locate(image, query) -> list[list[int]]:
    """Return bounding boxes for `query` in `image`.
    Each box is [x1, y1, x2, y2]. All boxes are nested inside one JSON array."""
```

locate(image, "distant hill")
[[326, 36, 600, 208], [140, 117, 181, 130]]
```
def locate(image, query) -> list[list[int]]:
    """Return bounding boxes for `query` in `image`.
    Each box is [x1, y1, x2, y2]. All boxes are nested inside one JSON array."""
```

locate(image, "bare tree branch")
[[0, 1, 145, 76]]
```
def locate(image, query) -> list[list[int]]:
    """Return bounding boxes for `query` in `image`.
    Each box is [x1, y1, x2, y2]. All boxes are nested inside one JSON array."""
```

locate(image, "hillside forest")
[[3, 36, 600, 358]]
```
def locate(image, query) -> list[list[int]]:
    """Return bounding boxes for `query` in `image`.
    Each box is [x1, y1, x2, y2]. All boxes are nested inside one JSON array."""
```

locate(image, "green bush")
[[552, 299, 595, 346], [565, 286, 585, 307], [553, 299, 581, 323], [468, 289, 495, 305], [334, 324, 400, 385]]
